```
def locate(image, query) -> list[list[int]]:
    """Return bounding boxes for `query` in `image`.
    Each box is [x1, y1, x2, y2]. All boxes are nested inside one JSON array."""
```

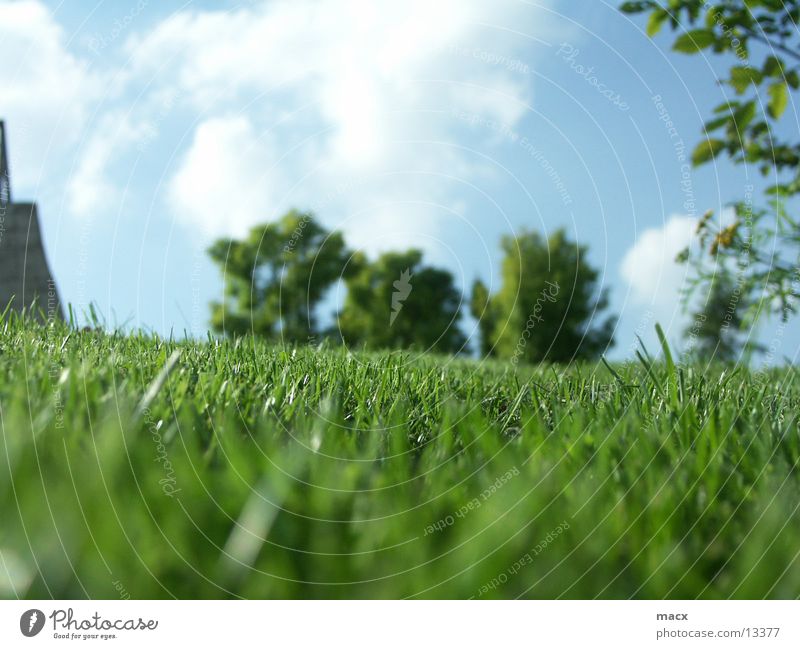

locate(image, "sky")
[[1, 0, 798, 362]]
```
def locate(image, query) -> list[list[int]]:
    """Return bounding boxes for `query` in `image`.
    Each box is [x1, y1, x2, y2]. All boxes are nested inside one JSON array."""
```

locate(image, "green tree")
[[683, 272, 752, 362], [471, 229, 615, 363], [337, 249, 467, 353], [622, 0, 800, 321], [208, 210, 350, 340], [469, 278, 495, 356]]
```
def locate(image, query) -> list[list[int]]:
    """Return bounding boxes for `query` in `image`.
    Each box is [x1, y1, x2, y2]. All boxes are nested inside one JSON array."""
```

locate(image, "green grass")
[[1, 313, 799, 599]]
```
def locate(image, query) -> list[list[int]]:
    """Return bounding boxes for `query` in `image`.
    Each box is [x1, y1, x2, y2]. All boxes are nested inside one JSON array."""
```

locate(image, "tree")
[[469, 278, 495, 356], [336, 249, 467, 353], [683, 272, 752, 362], [621, 0, 800, 321], [208, 210, 350, 340], [471, 229, 616, 364]]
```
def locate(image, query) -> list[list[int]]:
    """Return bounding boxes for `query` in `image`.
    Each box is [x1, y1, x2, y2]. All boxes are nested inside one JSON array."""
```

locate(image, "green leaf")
[[673, 29, 716, 53], [765, 183, 789, 198], [619, 1, 647, 13], [767, 82, 788, 119], [712, 100, 738, 115], [647, 9, 668, 37], [732, 101, 757, 130], [704, 114, 731, 132], [729, 66, 762, 94], [763, 55, 784, 78], [692, 138, 726, 165]]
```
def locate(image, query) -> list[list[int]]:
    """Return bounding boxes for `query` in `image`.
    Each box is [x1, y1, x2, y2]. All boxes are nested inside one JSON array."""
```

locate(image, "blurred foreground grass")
[[1, 314, 798, 598]]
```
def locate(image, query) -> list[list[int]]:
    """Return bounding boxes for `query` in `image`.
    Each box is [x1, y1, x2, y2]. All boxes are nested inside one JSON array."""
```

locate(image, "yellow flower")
[[709, 221, 739, 254]]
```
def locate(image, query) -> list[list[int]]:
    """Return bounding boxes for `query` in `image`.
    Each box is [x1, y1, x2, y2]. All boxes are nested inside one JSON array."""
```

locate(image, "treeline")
[[208, 210, 616, 363]]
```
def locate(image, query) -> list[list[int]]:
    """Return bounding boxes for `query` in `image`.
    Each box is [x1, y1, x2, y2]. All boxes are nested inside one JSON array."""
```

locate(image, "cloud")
[[620, 214, 697, 318], [2, 0, 560, 262], [68, 113, 149, 216], [168, 116, 284, 238], [123, 0, 555, 251], [0, 0, 98, 192]]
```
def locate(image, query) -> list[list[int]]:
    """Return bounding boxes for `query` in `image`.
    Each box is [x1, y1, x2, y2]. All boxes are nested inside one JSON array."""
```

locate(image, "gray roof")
[[0, 120, 63, 319]]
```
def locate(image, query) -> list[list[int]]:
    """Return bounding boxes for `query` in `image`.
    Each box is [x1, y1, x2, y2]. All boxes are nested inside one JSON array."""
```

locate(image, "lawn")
[[1, 313, 798, 599]]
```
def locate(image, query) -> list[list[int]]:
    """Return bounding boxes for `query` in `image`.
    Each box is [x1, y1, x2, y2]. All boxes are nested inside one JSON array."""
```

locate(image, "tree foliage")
[[207, 210, 350, 340], [471, 229, 615, 364], [621, 0, 800, 321], [337, 249, 467, 353], [683, 271, 754, 362]]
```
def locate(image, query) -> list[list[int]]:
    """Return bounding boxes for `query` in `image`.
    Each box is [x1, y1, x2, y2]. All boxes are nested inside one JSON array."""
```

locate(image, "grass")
[[1, 313, 799, 599]]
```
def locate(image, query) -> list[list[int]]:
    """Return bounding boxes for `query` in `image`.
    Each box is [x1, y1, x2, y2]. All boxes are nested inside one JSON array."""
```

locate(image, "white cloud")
[[621, 214, 697, 317], [68, 113, 148, 216], [0, 0, 98, 192], [1, 0, 560, 259], [168, 116, 283, 238], [124, 0, 556, 250]]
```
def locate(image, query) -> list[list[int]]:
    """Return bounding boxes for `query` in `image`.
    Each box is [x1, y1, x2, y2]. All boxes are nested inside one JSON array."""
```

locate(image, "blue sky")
[[2, 0, 798, 362]]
